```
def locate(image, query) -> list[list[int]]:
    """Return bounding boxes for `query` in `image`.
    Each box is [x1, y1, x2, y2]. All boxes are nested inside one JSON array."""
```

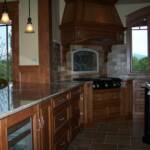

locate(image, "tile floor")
[[68, 119, 150, 150]]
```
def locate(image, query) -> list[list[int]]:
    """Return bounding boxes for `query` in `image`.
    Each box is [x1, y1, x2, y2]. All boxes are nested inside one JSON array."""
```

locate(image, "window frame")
[[126, 6, 150, 75], [131, 25, 149, 73], [0, 2, 19, 82]]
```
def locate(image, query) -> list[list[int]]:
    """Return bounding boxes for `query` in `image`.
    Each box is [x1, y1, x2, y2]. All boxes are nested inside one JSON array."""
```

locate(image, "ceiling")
[[0, 0, 150, 4], [117, 0, 150, 4]]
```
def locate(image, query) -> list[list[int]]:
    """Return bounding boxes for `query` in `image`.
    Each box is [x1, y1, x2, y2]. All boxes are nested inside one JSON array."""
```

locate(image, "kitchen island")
[[0, 81, 93, 150]]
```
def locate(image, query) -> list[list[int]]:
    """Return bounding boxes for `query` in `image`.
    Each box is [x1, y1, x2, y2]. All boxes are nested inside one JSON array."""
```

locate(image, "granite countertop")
[[0, 81, 83, 120]]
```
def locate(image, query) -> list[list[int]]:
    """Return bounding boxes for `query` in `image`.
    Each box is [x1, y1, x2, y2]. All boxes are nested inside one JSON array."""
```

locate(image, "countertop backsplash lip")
[[0, 81, 84, 120]]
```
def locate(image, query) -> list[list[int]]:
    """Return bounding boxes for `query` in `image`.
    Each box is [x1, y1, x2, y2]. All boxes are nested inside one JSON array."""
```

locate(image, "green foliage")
[[0, 59, 12, 81], [0, 26, 12, 81], [132, 56, 149, 72]]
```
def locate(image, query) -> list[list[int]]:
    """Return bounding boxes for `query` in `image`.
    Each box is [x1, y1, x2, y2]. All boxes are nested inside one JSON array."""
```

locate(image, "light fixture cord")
[[29, 0, 31, 18], [3, 0, 8, 12]]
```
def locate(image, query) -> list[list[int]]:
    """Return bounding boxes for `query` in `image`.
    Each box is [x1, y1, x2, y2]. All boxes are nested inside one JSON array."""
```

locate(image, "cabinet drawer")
[[54, 104, 68, 132], [54, 127, 69, 150], [52, 92, 69, 108]]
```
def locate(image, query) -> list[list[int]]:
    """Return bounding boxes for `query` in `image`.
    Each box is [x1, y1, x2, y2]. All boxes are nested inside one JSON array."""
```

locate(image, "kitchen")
[[0, 0, 150, 149]]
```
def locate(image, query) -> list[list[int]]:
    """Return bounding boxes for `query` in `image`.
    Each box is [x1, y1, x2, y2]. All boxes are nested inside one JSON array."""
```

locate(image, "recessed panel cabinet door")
[[0, 106, 39, 150], [39, 100, 52, 150]]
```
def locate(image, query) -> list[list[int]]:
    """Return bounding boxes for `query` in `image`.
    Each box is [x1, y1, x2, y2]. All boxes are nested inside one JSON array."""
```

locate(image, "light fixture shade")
[[25, 0, 35, 33], [0, 11, 10, 24], [25, 17, 35, 33]]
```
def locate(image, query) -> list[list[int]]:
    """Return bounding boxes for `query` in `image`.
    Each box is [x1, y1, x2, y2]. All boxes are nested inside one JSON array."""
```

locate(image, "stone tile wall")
[[107, 44, 128, 77]]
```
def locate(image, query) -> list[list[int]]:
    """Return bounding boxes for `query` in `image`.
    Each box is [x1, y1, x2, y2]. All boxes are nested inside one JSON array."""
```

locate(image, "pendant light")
[[25, 0, 35, 33], [0, 0, 11, 24]]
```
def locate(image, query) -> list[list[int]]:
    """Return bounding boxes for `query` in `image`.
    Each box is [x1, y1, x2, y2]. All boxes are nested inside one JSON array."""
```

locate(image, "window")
[[0, 2, 19, 82], [127, 6, 150, 74], [0, 24, 12, 81], [71, 49, 99, 74], [131, 25, 148, 72]]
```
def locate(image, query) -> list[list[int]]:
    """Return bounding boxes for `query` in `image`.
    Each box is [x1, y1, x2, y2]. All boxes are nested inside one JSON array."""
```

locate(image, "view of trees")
[[132, 56, 149, 72], [0, 25, 12, 81]]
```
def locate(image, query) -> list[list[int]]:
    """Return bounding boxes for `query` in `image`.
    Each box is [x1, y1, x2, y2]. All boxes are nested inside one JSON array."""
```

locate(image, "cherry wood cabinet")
[[0, 106, 39, 150], [120, 80, 133, 119], [51, 92, 70, 150], [39, 99, 52, 150], [93, 88, 121, 121], [93, 80, 133, 122], [0, 83, 91, 150], [133, 80, 150, 119], [70, 86, 82, 140]]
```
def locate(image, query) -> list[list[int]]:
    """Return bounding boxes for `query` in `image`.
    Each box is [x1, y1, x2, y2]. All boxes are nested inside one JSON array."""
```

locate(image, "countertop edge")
[[0, 82, 84, 120]]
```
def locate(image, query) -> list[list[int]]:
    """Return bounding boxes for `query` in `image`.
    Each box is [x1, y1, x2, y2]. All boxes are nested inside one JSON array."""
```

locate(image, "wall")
[[19, 0, 39, 65], [107, 45, 128, 78], [116, 3, 150, 26], [0, 0, 39, 65], [59, 0, 65, 24], [58, 1, 150, 79], [52, 0, 60, 43], [107, 3, 150, 78], [58, 1, 150, 26]]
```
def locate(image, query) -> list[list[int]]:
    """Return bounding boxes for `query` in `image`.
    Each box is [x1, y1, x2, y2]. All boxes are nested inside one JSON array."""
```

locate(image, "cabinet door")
[[8, 118, 33, 150], [1, 106, 39, 150], [51, 92, 70, 150], [40, 100, 52, 150], [133, 80, 149, 119], [93, 88, 121, 121], [70, 87, 81, 140], [54, 125, 69, 150]]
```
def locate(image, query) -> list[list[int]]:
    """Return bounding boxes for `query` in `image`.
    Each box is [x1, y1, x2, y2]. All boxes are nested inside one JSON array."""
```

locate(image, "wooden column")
[[38, 0, 52, 84]]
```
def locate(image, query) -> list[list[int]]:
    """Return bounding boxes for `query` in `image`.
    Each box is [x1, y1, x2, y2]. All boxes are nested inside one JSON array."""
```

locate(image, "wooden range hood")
[[60, 0, 125, 46]]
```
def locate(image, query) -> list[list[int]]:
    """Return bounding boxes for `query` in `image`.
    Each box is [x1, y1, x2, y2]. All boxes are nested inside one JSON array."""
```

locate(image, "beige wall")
[[59, 0, 65, 24], [0, 0, 39, 65], [116, 3, 150, 26], [19, 0, 39, 65], [52, 0, 60, 43]]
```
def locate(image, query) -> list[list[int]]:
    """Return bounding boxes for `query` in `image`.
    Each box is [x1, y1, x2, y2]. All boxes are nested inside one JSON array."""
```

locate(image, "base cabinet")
[[39, 100, 52, 150], [70, 87, 81, 140], [93, 80, 132, 122], [132, 80, 149, 119], [0, 106, 39, 150], [0, 84, 87, 150], [93, 88, 121, 121], [54, 125, 69, 150]]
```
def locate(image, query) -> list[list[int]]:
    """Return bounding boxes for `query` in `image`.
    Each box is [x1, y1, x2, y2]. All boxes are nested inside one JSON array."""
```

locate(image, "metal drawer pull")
[[80, 112, 83, 116], [36, 119, 41, 132], [41, 116, 45, 128], [59, 141, 65, 146], [59, 117, 65, 121]]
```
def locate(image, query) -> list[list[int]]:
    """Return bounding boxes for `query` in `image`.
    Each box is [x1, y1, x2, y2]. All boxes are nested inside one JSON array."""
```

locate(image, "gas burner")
[[73, 77, 122, 89]]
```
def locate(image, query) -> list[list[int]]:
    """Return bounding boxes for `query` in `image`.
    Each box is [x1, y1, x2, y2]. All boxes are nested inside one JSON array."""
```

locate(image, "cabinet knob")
[[80, 94, 84, 100], [59, 141, 66, 146], [59, 117, 65, 121]]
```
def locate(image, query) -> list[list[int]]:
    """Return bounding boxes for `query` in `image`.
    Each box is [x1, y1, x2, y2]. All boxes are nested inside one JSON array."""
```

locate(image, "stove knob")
[[105, 83, 108, 87], [92, 84, 96, 88], [97, 84, 100, 88], [113, 83, 116, 87]]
